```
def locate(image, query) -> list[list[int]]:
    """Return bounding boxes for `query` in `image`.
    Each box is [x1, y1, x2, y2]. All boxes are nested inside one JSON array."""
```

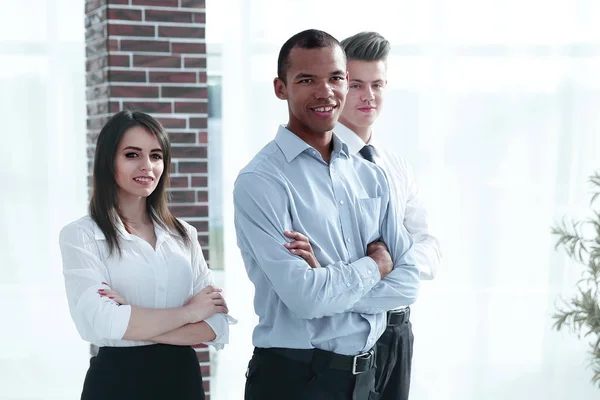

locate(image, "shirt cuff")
[[202, 313, 238, 350], [351, 257, 381, 296], [110, 304, 132, 340]]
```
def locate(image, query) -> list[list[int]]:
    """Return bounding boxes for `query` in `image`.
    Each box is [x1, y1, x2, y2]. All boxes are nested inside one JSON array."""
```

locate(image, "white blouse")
[[59, 215, 235, 349]]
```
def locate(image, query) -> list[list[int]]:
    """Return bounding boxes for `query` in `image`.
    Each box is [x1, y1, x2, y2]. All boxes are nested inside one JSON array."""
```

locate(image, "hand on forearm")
[[367, 241, 393, 278], [119, 285, 227, 342], [150, 321, 216, 346]]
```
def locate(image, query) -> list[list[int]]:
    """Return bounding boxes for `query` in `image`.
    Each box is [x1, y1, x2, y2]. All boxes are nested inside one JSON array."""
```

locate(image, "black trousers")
[[245, 347, 379, 400], [375, 320, 414, 400], [81, 344, 205, 400]]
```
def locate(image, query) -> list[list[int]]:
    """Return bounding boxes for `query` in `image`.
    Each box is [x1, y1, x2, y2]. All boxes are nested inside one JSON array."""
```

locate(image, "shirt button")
[[346, 237, 352, 243], [339, 200, 344, 205], [370, 279, 375, 284], [367, 270, 372, 275], [346, 282, 351, 287]]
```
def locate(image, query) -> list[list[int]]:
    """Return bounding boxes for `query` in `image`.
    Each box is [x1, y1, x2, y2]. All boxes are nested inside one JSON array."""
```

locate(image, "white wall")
[[212, 0, 600, 399], [0, 1, 89, 398]]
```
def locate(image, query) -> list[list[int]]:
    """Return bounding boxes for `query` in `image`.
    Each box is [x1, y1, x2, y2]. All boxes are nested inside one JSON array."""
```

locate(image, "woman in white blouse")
[[59, 110, 234, 400]]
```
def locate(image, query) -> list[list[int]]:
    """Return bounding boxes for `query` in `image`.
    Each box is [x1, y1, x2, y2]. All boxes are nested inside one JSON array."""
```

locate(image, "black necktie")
[[359, 145, 377, 164]]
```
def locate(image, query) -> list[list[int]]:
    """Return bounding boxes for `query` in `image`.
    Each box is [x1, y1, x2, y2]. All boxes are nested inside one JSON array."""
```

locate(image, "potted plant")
[[552, 171, 600, 388]]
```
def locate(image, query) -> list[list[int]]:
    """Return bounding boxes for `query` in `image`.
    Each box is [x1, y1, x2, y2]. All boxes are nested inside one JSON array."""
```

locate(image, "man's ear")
[[274, 77, 288, 100]]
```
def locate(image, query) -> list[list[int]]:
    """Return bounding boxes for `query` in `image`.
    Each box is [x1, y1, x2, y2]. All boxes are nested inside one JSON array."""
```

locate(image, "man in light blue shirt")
[[233, 29, 420, 400]]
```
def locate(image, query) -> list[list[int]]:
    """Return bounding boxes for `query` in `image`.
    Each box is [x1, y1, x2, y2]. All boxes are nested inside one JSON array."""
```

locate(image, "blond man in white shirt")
[[285, 32, 441, 400]]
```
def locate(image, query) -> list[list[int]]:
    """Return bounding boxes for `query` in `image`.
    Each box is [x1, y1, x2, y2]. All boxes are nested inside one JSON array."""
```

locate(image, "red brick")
[[108, 24, 155, 37], [149, 71, 196, 83], [181, 0, 205, 9], [145, 10, 194, 23], [193, 13, 206, 24], [196, 190, 208, 202], [171, 42, 206, 54], [169, 131, 197, 143], [162, 86, 207, 99], [190, 117, 207, 129], [198, 131, 208, 144], [184, 56, 206, 68], [170, 162, 177, 174], [195, 350, 210, 362], [122, 101, 172, 113], [202, 249, 209, 260], [111, 85, 159, 98], [168, 190, 196, 203], [134, 55, 181, 68], [198, 71, 207, 83], [109, 70, 147, 82], [132, 0, 177, 6], [157, 117, 187, 129], [159, 26, 204, 39], [108, 0, 128, 4], [110, 101, 121, 112], [172, 146, 207, 158], [189, 220, 208, 232], [108, 54, 130, 67], [171, 205, 208, 218], [202, 380, 210, 392], [170, 176, 189, 188], [200, 365, 210, 375], [107, 8, 142, 21], [121, 39, 170, 52], [191, 176, 208, 188], [109, 39, 119, 51], [179, 161, 207, 173], [197, 234, 209, 247], [174, 101, 207, 114]]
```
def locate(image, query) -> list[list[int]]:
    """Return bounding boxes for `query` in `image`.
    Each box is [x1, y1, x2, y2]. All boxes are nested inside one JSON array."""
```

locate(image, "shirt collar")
[[274, 124, 350, 163], [334, 123, 381, 157], [92, 214, 172, 245]]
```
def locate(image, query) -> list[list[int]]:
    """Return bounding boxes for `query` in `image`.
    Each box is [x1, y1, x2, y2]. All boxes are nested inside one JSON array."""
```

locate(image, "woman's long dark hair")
[[89, 110, 190, 256]]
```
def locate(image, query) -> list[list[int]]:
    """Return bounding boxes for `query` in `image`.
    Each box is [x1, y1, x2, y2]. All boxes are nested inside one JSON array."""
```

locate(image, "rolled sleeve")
[[188, 222, 237, 348], [202, 313, 237, 350], [59, 223, 132, 343]]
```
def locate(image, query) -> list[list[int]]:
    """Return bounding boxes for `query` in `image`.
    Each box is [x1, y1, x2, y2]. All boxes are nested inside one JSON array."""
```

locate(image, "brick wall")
[[84, 0, 211, 396]]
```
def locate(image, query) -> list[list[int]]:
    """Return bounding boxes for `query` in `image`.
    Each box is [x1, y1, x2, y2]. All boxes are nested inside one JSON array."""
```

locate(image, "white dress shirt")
[[335, 123, 442, 280], [59, 215, 236, 349]]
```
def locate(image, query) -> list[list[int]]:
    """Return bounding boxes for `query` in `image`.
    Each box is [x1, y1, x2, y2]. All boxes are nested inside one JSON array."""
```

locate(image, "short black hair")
[[341, 31, 390, 62], [277, 29, 344, 82]]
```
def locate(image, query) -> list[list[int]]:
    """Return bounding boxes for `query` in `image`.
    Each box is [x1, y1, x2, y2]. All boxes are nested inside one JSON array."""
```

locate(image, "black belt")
[[257, 347, 375, 375], [387, 306, 410, 326]]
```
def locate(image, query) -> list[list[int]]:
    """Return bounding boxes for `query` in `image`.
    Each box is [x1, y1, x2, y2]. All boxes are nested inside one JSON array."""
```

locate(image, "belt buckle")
[[387, 311, 394, 325], [351, 350, 373, 375]]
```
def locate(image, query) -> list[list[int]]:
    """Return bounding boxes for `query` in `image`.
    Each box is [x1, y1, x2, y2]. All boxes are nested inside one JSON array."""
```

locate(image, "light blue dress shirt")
[[233, 125, 419, 356]]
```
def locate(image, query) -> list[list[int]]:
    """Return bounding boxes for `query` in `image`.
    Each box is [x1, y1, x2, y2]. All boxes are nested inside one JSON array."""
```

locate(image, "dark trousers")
[[81, 344, 205, 400], [375, 320, 414, 400], [245, 347, 379, 400]]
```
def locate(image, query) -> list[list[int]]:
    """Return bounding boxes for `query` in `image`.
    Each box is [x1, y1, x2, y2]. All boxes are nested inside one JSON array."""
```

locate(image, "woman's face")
[[114, 126, 164, 200]]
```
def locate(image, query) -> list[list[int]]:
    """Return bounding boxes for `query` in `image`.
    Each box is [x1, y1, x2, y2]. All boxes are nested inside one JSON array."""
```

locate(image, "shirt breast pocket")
[[358, 197, 382, 243]]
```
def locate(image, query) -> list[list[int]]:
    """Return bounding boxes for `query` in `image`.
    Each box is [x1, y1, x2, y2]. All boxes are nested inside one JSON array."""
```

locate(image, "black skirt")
[[81, 344, 205, 400]]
